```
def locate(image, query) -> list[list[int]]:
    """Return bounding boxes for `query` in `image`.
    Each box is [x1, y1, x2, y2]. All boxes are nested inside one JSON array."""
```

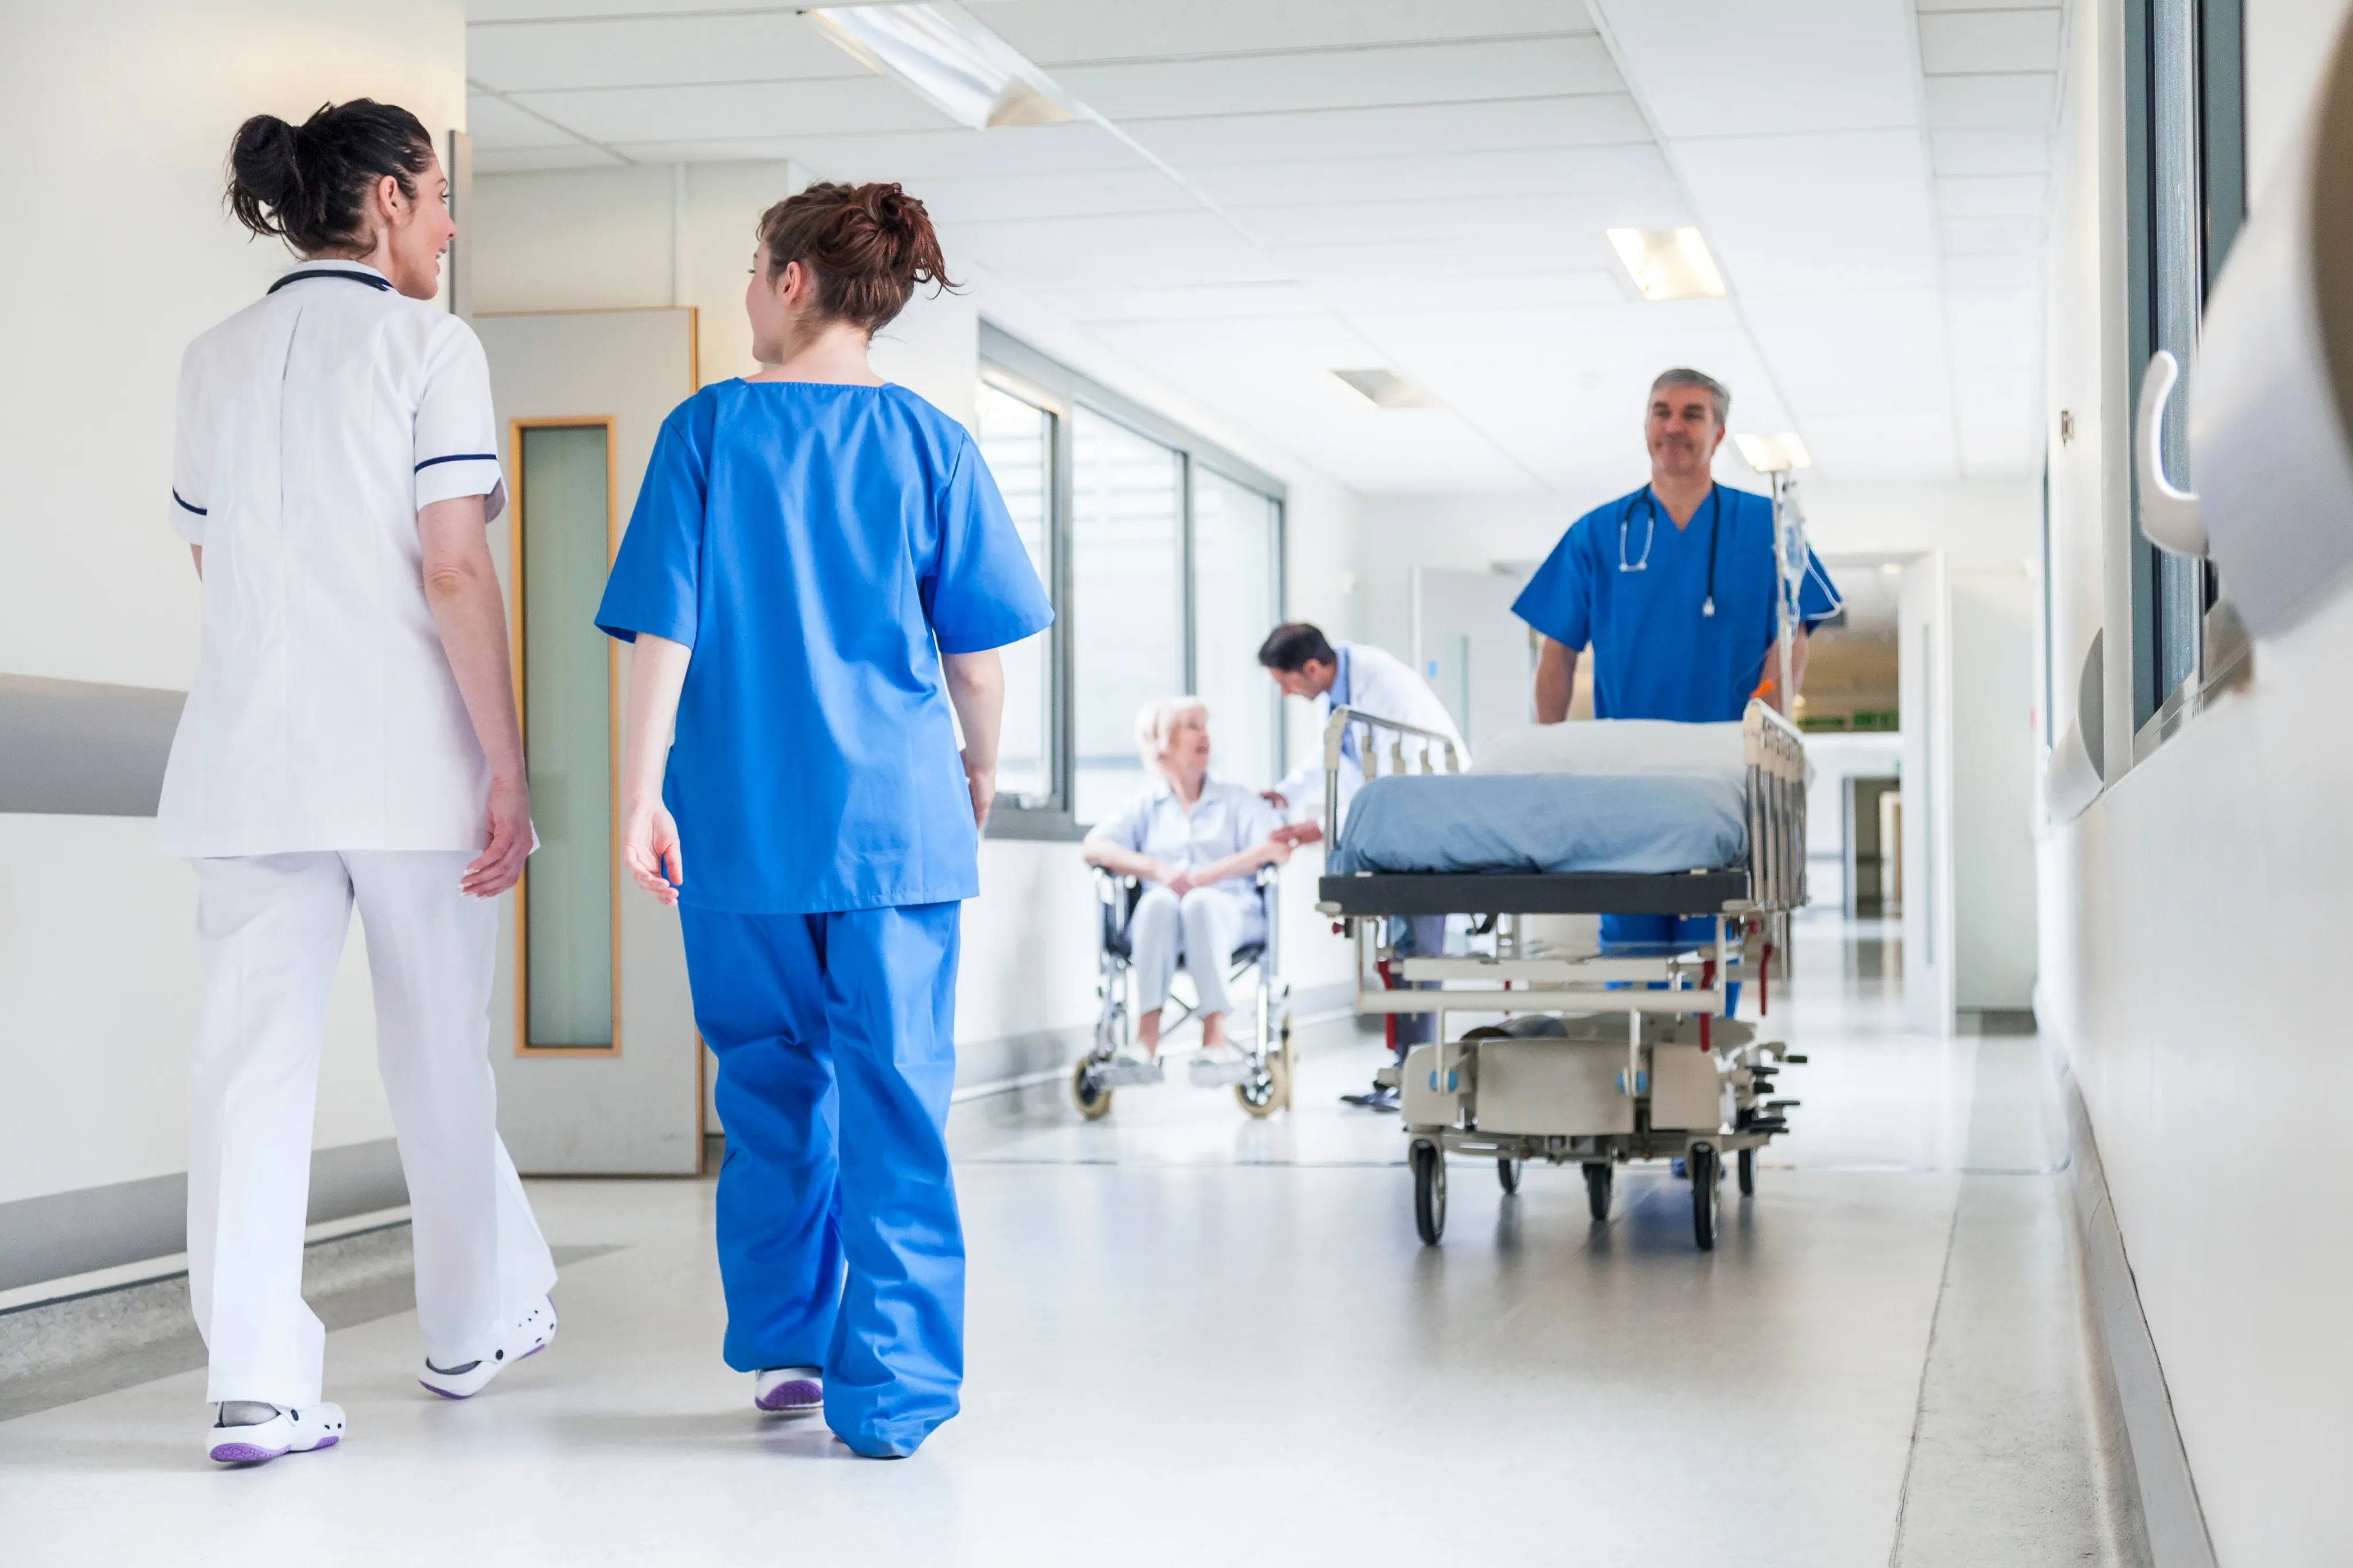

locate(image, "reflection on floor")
[[0, 913, 2139, 1566]]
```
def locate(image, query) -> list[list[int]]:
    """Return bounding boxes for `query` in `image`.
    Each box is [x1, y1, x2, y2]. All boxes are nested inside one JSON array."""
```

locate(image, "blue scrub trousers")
[[1599, 913, 1742, 1015], [680, 901, 963, 1458]]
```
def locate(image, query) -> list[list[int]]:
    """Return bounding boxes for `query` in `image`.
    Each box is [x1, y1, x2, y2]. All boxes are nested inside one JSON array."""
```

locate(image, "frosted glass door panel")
[[975, 383, 1054, 806], [1071, 410, 1181, 823], [519, 424, 614, 1050], [1190, 470, 1280, 791]]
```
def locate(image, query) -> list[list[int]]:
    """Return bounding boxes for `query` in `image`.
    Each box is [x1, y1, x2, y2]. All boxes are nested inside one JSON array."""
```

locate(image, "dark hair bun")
[[755, 181, 958, 334], [224, 99, 434, 256]]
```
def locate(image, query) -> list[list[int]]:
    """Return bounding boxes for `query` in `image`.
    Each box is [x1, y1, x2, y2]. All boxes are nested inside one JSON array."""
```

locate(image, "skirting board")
[[0, 1139, 408, 1293], [2059, 1063, 2219, 1568]]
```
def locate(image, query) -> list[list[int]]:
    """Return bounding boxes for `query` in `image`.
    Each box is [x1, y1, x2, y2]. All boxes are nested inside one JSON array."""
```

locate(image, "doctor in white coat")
[[1256, 623, 1466, 1110], [164, 101, 556, 1465]]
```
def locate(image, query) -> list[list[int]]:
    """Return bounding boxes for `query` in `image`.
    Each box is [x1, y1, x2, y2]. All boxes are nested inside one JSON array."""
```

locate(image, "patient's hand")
[[1270, 821, 1323, 848], [1166, 867, 1200, 895], [1264, 839, 1294, 866]]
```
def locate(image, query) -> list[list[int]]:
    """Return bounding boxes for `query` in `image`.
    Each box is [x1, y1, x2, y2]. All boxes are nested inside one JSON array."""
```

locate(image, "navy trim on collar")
[[268, 268, 393, 294], [416, 453, 496, 472], [173, 490, 207, 516]]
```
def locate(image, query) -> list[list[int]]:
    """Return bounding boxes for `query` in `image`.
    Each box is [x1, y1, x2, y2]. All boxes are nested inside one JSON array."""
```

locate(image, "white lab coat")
[[1272, 641, 1468, 824], [164, 259, 551, 1406]]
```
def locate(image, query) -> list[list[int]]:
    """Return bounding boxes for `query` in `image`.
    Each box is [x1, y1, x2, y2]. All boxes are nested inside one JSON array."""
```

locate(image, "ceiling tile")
[[1799, 414, 1961, 480], [1675, 130, 1943, 295], [1942, 252, 2042, 288], [1944, 292, 2042, 366], [656, 123, 1150, 181], [1591, 0, 1922, 137], [1930, 128, 2051, 175], [502, 78, 955, 145], [1183, 144, 1677, 207], [1049, 282, 1332, 323], [1941, 215, 2043, 253], [1922, 72, 2055, 129], [1054, 35, 1620, 120], [1125, 96, 1650, 165], [905, 169, 1197, 224], [1235, 193, 1682, 248], [471, 0, 785, 17], [947, 210, 1287, 289], [1935, 173, 2047, 217], [978, 0, 1595, 65], [466, 90, 580, 151], [1918, 10, 2065, 74], [1738, 292, 1953, 416], [467, 12, 867, 92]]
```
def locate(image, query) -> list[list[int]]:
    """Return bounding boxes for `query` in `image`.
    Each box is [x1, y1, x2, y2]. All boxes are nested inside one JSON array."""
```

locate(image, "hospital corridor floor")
[[0, 916, 2137, 1567]]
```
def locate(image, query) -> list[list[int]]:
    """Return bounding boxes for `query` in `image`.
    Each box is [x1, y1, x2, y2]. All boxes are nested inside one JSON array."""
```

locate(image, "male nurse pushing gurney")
[[1512, 369, 1841, 979]]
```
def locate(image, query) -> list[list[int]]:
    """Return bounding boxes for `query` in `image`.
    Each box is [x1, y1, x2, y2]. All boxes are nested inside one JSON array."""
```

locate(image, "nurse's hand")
[[622, 798, 684, 905], [963, 755, 996, 830], [463, 776, 534, 898]]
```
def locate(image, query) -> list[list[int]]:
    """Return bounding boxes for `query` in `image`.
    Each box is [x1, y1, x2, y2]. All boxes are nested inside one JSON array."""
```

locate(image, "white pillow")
[[1468, 719, 1746, 779]]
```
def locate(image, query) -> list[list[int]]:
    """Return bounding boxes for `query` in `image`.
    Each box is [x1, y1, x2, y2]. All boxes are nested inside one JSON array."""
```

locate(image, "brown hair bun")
[[755, 180, 958, 334]]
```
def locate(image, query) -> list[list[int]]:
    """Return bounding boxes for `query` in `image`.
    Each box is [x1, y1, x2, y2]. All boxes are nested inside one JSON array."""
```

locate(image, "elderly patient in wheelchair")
[[1081, 697, 1290, 1095]]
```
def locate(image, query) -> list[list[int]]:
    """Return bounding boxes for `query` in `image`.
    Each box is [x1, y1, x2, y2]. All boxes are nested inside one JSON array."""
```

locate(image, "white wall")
[[0, 1, 469, 1208], [2034, 0, 2353, 1558], [471, 164, 1364, 1055]]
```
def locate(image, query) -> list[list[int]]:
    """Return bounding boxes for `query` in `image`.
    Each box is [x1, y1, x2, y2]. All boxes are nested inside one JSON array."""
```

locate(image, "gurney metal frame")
[[1315, 698, 1809, 1250], [1072, 864, 1293, 1121]]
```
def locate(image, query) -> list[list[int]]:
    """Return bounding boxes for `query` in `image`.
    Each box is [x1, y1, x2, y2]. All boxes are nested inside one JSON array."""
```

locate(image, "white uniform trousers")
[[187, 850, 556, 1405], [1129, 886, 1263, 1019]]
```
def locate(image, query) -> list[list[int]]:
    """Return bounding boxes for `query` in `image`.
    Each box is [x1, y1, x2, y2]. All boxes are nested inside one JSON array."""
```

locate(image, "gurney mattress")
[[1329, 773, 1747, 876]]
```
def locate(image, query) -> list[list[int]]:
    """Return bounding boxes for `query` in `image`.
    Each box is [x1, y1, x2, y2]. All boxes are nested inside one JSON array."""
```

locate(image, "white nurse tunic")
[[160, 258, 508, 856]]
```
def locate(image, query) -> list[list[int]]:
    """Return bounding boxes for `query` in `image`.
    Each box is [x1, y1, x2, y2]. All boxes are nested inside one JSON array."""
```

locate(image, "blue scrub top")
[[596, 380, 1052, 914], [1511, 484, 1838, 722]]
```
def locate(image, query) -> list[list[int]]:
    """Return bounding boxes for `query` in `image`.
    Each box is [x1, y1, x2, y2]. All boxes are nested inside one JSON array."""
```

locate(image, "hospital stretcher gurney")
[[1314, 700, 1810, 1251]]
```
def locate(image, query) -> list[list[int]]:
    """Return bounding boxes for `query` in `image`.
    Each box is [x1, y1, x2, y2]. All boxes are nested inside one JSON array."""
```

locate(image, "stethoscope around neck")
[[1618, 483, 1724, 617]]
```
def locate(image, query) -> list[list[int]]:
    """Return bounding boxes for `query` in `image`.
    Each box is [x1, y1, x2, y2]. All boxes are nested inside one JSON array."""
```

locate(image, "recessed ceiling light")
[[1733, 431, 1812, 472], [1328, 368, 1434, 410], [1606, 227, 1727, 300], [807, 5, 1077, 130]]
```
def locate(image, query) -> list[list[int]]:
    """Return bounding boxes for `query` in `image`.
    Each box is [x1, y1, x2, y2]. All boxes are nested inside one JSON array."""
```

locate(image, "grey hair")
[[1649, 368, 1730, 426], [1135, 696, 1210, 781]]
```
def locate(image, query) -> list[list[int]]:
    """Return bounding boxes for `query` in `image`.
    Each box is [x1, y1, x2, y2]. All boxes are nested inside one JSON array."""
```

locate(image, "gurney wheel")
[[1497, 1158, 1523, 1194], [1411, 1141, 1446, 1245], [1235, 1054, 1288, 1119], [1071, 1059, 1113, 1121], [1689, 1144, 1719, 1250], [1583, 1162, 1613, 1222], [1737, 1147, 1755, 1196]]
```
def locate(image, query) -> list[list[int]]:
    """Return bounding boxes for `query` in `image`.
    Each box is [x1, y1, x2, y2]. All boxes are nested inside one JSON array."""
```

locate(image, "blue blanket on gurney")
[[1328, 773, 1748, 876]]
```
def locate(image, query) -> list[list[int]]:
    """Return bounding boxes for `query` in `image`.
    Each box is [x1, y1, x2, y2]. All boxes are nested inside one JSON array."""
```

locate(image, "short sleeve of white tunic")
[[157, 261, 509, 857]]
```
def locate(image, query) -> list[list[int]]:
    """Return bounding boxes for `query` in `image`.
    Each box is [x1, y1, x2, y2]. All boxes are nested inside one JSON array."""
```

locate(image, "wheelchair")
[[1070, 865, 1293, 1121]]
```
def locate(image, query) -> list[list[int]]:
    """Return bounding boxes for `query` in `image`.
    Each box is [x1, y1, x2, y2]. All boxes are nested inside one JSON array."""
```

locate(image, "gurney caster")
[[1411, 1141, 1446, 1245], [1689, 1142, 1719, 1250], [1583, 1161, 1613, 1222]]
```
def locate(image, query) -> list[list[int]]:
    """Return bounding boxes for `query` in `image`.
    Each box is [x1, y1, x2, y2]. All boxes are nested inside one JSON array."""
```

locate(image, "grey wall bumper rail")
[[0, 674, 184, 816]]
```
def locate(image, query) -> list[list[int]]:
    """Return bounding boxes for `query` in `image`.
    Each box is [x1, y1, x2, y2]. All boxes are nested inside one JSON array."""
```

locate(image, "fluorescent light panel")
[[1606, 227, 1727, 301], [1328, 368, 1433, 410], [807, 4, 1077, 130], [1734, 431, 1813, 472]]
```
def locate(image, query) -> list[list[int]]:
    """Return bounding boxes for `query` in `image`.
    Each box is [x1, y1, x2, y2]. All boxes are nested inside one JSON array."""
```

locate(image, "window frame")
[[2122, 0, 2245, 754], [976, 323, 1288, 840]]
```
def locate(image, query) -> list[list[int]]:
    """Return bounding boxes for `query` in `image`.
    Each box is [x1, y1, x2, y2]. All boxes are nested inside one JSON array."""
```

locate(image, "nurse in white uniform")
[[165, 101, 556, 1465]]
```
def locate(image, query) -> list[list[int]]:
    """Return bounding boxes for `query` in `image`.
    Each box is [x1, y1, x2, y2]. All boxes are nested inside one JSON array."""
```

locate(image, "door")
[[1411, 565, 1535, 756], [477, 308, 702, 1174]]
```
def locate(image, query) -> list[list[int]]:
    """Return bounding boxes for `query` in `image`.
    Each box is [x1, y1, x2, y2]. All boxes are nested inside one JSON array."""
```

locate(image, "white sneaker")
[[1189, 1046, 1252, 1087], [418, 1295, 558, 1400], [1098, 1045, 1165, 1089], [754, 1365, 824, 1416], [206, 1401, 345, 1465]]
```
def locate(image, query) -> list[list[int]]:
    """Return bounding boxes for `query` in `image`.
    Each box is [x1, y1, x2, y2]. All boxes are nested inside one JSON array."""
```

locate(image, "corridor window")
[[975, 381, 1055, 808], [1190, 468, 1283, 793], [1071, 410, 1183, 824], [975, 324, 1289, 836]]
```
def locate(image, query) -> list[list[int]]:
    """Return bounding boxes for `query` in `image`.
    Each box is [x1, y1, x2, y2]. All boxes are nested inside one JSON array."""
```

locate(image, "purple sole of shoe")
[[419, 1380, 472, 1400], [756, 1383, 823, 1415], [209, 1442, 289, 1463]]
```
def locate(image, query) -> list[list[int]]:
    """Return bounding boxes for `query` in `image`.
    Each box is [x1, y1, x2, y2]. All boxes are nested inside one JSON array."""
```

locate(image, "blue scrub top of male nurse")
[[1510, 483, 1839, 723]]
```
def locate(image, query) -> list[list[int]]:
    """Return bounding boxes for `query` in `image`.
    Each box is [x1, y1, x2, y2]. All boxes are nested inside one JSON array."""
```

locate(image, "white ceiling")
[[464, 0, 2057, 496]]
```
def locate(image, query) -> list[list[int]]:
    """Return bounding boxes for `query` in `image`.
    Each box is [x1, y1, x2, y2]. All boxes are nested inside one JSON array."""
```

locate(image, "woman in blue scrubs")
[[597, 182, 1050, 1458]]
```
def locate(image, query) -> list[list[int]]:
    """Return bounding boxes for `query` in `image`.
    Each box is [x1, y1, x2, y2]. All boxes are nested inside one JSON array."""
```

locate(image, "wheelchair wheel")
[[1234, 1052, 1288, 1119], [1071, 1057, 1113, 1121], [1411, 1141, 1446, 1245], [1737, 1146, 1755, 1196], [1497, 1157, 1523, 1194], [1278, 1014, 1294, 1110]]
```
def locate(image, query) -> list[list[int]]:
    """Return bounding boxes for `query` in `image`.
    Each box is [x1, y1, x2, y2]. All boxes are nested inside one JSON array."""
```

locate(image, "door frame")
[[507, 414, 623, 1060]]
